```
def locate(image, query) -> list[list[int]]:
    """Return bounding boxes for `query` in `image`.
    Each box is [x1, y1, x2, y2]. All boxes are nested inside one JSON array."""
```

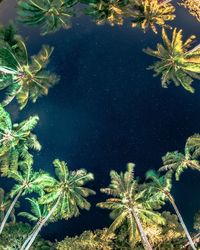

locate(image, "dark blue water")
[[1, 0, 200, 241]]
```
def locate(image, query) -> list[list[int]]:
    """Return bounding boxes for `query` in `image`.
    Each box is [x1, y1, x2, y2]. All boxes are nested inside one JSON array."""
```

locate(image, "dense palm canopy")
[[40, 159, 95, 220], [97, 163, 165, 249], [144, 28, 200, 93], [128, 0, 175, 33], [85, 0, 129, 26], [17, 0, 78, 36], [159, 148, 200, 180], [0, 106, 41, 175], [0, 35, 59, 109]]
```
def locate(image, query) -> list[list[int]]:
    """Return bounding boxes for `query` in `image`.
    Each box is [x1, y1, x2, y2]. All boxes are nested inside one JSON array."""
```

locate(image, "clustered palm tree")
[[1, 1, 200, 249], [17, 0, 175, 35]]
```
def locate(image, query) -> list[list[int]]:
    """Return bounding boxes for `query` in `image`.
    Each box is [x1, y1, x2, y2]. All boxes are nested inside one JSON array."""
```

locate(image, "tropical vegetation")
[[144, 28, 200, 93], [1, 1, 200, 249], [180, 0, 200, 22]]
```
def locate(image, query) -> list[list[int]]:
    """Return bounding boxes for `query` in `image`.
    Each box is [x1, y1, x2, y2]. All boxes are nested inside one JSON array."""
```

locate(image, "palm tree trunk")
[[168, 194, 196, 250], [24, 197, 61, 250], [20, 223, 40, 250], [131, 207, 153, 250], [0, 190, 22, 234]]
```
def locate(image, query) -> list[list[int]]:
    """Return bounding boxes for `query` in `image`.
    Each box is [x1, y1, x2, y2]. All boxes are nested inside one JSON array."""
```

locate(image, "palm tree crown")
[[0, 37, 59, 109], [129, 0, 175, 33], [40, 159, 95, 220], [17, 0, 78, 36], [159, 148, 200, 180], [144, 28, 200, 93], [97, 163, 165, 249], [0, 106, 41, 176], [85, 0, 129, 26]]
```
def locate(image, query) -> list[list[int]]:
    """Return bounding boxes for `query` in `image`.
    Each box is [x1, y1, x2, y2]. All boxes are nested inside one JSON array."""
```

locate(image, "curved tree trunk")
[[24, 197, 61, 250], [168, 194, 196, 250], [0, 190, 22, 234], [131, 207, 153, 250]]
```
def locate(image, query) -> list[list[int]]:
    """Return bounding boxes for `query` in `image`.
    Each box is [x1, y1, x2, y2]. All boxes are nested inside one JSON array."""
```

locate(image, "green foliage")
[[0, 33, 59, 109], [19, 198, 49, 224], [40, 159, 95, 220], [159, 148, 200, 180], [128, 0, 175, 33], [97, 163, 165, 248], [56, 228, 114, 250], [144, 28, 200, 93], [0, 188, 19, 223], [8, 161, 55, 198], [0, 106, 41, 175], [0, 222, 54, 250], [17, 0, 78, 35], [186, 133, 200, 158], [85, 0, 129, 26], [193, 210, 200, 231]]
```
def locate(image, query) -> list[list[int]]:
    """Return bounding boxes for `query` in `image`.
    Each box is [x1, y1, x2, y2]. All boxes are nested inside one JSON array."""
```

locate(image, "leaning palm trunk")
[[131, 207, 153, 250], [23, 197, 61, 250], [167, 194, 196, 250], [0, 189, 22, 234], [20, 223, 40, 250]]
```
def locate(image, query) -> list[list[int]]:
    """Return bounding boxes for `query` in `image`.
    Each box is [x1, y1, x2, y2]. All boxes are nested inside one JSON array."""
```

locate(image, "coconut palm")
[[85, 0, 129, 26], [144, 28, 200, 93], [0, 38, 59, 109], [17, 0, 78, 36], [180, 0, 200, 22], [186, 133, 200, 158], [19, 198, 49, 250], [0, 106, 41, 175], [159, 148, 200, 180], [146, 170, 197, 250], [22, 159, 95, 250], [0, 188, 19, 223], [97, 163, 165, 250], [0, 162, 54, 234], [127, 0, 175, 33], [0, 24, 21, 50]]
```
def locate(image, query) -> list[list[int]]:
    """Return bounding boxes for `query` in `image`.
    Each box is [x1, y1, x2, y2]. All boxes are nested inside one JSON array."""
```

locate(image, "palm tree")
[[97, 163, 165, 250], [0, 188, 19, 223], [85, 0, 129, 26], [0, 38, 59, 109], [19, 198, 49, 250], [159, 148, 200, 180], [144, 28, 200, 93], [0, 106, 41, 175], [186, 133, 200, 158], [180, 0, 200, 22], [0, 162, 54, 234], [17, 0, 78, 35], [146, 170, 197, 250], [21, 159, 95, 250], [127, 0, 175, 33]]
